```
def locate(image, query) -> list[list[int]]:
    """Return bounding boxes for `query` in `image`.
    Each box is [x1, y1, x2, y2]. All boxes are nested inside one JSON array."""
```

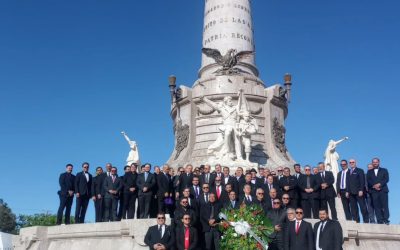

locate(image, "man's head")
[[319, 208, 329, 222], [294, 163, 301, 174], [256, 188, 264, 201], [144, 163, 151, 173], [178, 167, 184, 175], [124, 165, 131, 173], [318, 162, 325, 172], [340, 160, 348, 170], [242, 111, 251, 122], [182, 188, 190, 198], [180, 197, 189, 208], [209, 193, 216, 203], [185, 164, 193, 173], [269, 188, 277, 199], [225, 183, 232, 193], [349, 159, 357, 169], [245, 173, 252, 182], [204, 164, 211, 174], [250, 168, 257, 178], [287, 208, 295, 221], [258, 167, 265, 176], [111, 167, 117, 176], [154, 166, 161, 174], [66, 164, 73, 173], [312, 167, 319, 175], [223, 166, 230, 176], [283, 167, 290, 177], [182, 213, 191, 226], [273, 198, 281, 209], [162, 164, 170, 174], [192, 176, 199, 186], [215, 176, 222, 186], [235, 167, 243, 177], [304, 165, 312, 176], [264, 169, 271, 177], [229, 191, 236, 201], [282, 194, 290, 205], [82, 162, 89, 172], [130, 164, 137, 173], [267, 175, 274, 184], [95, 166, 103, 176], [105, 163, 112, 172], [194, 167, 200, 176], [367, 163, 373, 171], [243, 184, 251, 195], [295, 208, 304, 221], [157, 213, 166, 225], [372, 158, 380, 168], [215, 164, 221, 173], [202, 183, 209, 193], [277, 167, 283, 175]]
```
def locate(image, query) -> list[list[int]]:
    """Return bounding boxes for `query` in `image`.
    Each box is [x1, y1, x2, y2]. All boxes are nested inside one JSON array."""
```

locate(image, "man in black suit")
[[279, 167, 298, 208], [317, 163, 337, 221], [56, 164, 75, 225], [336, 160, 352, 220], [284, 208, 314, 250], [199, 164, 215, 187], [137, 163, 156, 218], [121, 165, 138, 219], [222, 166, 236, 192], [238, 173, 256, 198], [367, 157, 390, 224], [199, 183, 211, 206], [174, 197, 198, 228], [74, 162, 92, 223], [233, 167, 245, 194], [177, 164, 194, 196], [200, 193, 221, 250], [239, 184, 255, 206], [298, 165, 320, 219], [91, 166, 106, 222], [156, 164, 173, 214], [144, 212, 175, 250], [254, 188, 268, 214], [223, 190, 240, 210], [346, 159, 368, 223], [210, 176, 227, 204], [175, 213, 198, 250], [267, 198, 287, 250], [181, 188, 199, 217], [313, 209, 343, 250], [293, 164, 303, 209], [103, 166, 122, 221], [262, 174, 281, 198]]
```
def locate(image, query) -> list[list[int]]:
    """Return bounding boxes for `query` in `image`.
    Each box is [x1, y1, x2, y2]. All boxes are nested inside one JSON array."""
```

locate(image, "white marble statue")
[[324, 137, 349, 178], [235, 111, 258, 162], [121, 131, 140, 166]]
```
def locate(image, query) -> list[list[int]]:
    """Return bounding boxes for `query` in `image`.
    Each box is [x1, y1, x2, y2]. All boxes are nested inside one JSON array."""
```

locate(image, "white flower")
[[232, 221, 251, 235], [233, 233, 238, 237]]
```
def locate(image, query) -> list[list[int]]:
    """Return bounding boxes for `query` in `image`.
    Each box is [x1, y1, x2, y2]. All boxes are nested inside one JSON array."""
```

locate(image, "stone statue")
[[200, 95, 241, 161], [324, 137, 349, 178], [121, 131, 140, 166], [235, 111, 258, 162], [202, 48, 253, 75]]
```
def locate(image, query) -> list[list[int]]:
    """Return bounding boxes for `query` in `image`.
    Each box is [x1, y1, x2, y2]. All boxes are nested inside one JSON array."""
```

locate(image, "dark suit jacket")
[[175, 226, 198, 250], [210, 185, 227, 203], [223, 200, 240, 210], [144, 224, 175, 250], [157, 172, 173, 196], [122, 172, 138, 194], [200, 202, 221, 232], [346, 168, 365, 195], [178, 173, 194, 193], [238, 181, 256, 197], [316, 171, 336, 199], [238, 195, 255, 206], [284, 220, 314, 250], [262, 182, 281, 198], [174, 206, 197, 227], [267, 208, 287, 239], [336, 170, 350, 191], [137, 172, 156, 195], [313, 220, 343, 250], [103, 175, 122, 199], [75, 171, 93, 196], [198, 192, 211, 206], [367, 167, 389, 193], [91, 174, 106, 197], [189, 185, 201, 200], [199, 172, 215, 187], [298, 174, 320, 199], [279, 176, 298, 199], [222, 175, 236, 190], [58, 172, 75, 196]]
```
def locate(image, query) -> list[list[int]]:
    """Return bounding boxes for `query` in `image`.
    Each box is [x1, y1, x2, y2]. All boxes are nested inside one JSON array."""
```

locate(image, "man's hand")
[[337, 193, 341, 198], [92, 196, 96, 201], [97, 194, 102, 199], [143, 187, 148, 192], [129, 187, 135, 192], [209, 219, 216, 226], [284, 186, 289, 191], [345, 192, 349, 198], [68, 191, 74, 196], [274, 225, 281, 232], [358, 191, 363, 197], [165, 192, 169, 197]]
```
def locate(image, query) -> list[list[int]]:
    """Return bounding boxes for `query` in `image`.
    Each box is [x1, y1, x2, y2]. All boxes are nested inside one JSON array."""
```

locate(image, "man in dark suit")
[[279, 167, 298, 208], [336, 160, 352, 220], [56, 164, 75, 225], [261, 174, 281, 198], [298, 166, 320, 219], [313, 209, 343, 250], [199, 164, 215, 187], [175, 213, 198, 250], [223, 190, 240, 210], [233, 167, 245, 194], [238, 173, 256, 198], [199, 183, 211, 206], [156, 164, 173, 214], [210, 176, 227, 204], [293, 163, 303, 209], [267, 198, 287, 250], [137, 163, 156, 218], [74, 162, 92, 223], [174, 197, 198, 228], [144, 212, 175, 250], [91, 166, 106, 222], [181, 188, 199, 217], [367, 157, 390, 224], [178, 164, 194, 196], [254, 188, 268, 214], [222, 166, 236, 191], [239, 184, 255, 206], [346, 159, 368, 223], [189, 176, 201, 201], [218, 183, 232, 205], [103, 166, 122, 221], [121, 165, 138, 219], [317, 163, 337, 221], [200, 193, 221, 250], [284, 208, 314, 250]]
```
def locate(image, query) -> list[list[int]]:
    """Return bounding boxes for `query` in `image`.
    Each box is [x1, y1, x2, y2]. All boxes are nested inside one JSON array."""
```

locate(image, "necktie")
[[158, 225, 162, 238], [195, 186, 199, 198], [112, 175, 116, 183], [217, 186, 221, 199], [318, 222, 325, 248], [232, 201, 235, 208], [184, 227, 190, 249], [210, 205, 215, 219], [296, 221, 300, 234], [306, 176, 310, 188], [341, 171, 345, 189], [206, 174, 209, 183], [269, 184, 272, 190], [145, 172, 148, 182], [205, 194, 208, 203]]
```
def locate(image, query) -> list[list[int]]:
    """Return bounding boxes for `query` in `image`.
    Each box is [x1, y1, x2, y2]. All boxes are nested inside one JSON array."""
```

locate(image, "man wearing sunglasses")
[[284, 208, 314, 250], [175, 213, 198, 250], [144, 213, 175, 250], [298, 165, 320, 219], [268, 198, 286, 250]]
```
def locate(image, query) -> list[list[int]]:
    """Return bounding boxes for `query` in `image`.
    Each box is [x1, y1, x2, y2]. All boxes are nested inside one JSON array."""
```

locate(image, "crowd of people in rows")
[[57, 157, 390, 250]]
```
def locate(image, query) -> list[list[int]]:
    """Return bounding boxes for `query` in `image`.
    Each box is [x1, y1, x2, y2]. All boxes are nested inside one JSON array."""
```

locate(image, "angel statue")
[[202, 47, 253, 75], [324, 137, 349, 179], [121, 131, 140, 166]]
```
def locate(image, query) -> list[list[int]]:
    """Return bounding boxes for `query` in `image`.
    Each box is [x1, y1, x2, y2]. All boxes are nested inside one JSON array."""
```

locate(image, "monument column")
[[200, 0, 258, 78]]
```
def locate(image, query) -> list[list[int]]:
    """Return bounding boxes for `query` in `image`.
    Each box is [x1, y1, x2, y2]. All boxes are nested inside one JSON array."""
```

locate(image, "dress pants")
[[339, 190, 352, 220], [365, 192, 376, 223], [301, 197, 319, 219], [320, 197, 338, 220], [371, 191, 389, 224], [205, 227, 220, 250], [138, 192, 152, 218], [75, 194, 89, 223], [104, 196, 118, 222], [122, 192, 137, 219], [349, 193, 369, 223], [56, 194, 73, 225], [94, 197, 103, 222]]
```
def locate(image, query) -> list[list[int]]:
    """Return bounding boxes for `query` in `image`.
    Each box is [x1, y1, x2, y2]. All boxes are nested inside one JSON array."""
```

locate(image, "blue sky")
[[0, 0, 399, 224]]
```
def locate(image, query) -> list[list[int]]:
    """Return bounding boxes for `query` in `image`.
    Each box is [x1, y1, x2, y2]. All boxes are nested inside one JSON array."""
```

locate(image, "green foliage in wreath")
[[219, 204, 275, 250]]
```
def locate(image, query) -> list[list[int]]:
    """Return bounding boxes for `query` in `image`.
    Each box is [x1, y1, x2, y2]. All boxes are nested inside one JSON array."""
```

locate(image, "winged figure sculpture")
[[202, 48, 254, 75]]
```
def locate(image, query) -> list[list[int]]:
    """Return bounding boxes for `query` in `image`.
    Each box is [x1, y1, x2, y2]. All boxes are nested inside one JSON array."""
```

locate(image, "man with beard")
[[313, 209, 343, 250], [317, 162, 337, 221], [91, 166, 106, 222], [173, 197, 197, 228], [201, 193, 221, 250], [56, 164, 75, 225]]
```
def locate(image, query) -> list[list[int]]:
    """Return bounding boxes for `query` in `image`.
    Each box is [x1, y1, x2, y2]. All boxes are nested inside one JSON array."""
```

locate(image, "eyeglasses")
[[180, 171, 185, 173], [257, 193, 264, 195], [305, 169, 311, 171], [181, 201, 188, 204], [282, 197, 289, 200], [349, 161, 355, 164], [295, 211, 303, 214], [273, 202, 281, 204], [183, 218, 191, 220], [203, 187, 209, 189], [157, 217, 165, 219], [278, 170, 283, 172]]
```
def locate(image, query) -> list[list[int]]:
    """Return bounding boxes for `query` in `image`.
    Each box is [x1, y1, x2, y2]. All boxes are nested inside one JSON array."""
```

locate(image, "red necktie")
[[184, 227, 190, 249], [217, 186, 221, 199], [296, 221, 300, 234]]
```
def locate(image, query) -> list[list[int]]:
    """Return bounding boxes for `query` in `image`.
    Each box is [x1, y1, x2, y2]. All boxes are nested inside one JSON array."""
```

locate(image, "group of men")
[[56, 157, 389, 249]]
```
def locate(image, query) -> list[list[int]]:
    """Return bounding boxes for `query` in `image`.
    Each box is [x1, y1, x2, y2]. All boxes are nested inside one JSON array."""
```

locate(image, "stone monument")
[[324, 136, 349, 182], [167, 0, 296, 169], [121, 131, 140, 166]]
